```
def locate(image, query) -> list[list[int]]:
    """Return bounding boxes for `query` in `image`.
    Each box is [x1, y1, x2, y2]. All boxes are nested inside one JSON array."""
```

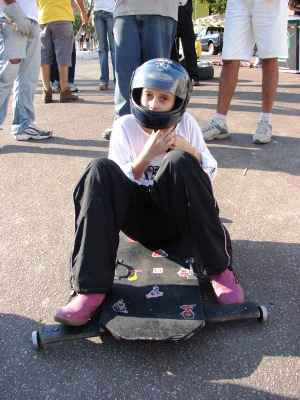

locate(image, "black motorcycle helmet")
[[130, 58, 193, 130]]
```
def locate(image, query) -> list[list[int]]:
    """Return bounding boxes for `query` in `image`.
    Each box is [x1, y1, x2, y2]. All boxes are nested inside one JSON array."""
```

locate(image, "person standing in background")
[[85, 33, 90, 50], [202, 0, 288, 144], [92, 0, 116, 91], [0, 0, 52, 141], [171, 0, 200, 86], [37, 0, 87, 103], [50, 0, 81, 93]]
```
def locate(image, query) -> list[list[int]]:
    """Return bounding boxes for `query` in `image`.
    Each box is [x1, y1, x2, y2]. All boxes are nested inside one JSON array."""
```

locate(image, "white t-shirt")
[[0, 0, 38, 22], [108, 113, 217, 186], [93, 0, 115, 13]]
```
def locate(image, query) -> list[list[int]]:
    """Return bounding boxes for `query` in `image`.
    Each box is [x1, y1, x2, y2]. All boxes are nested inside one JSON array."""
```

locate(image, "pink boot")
[[54, 293, 106, 326], [210, 268, 244, 305]]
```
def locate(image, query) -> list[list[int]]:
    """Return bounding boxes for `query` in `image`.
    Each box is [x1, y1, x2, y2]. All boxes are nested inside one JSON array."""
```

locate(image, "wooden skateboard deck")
[[99, 234, 204, 341]]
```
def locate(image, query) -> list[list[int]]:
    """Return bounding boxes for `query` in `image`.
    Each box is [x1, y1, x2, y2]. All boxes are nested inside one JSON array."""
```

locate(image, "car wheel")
[[197, 63, 214, 80], [179, 58, 214, 80], [208, 42, 219, 56]]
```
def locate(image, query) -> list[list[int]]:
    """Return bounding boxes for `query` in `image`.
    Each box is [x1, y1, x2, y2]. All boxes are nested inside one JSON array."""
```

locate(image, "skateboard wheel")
[[32, 331, 41, 349], [258, 305, 268, 322]]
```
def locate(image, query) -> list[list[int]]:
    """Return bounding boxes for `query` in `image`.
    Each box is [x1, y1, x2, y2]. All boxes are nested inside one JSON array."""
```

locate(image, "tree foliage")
[[73, 0, 94, 35], [197, 0, 227, 15]]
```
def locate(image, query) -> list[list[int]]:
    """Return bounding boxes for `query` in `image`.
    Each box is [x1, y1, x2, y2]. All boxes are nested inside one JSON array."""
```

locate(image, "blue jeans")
[[93, 10, 115, 85], [113, 15, 177, 116], [0, 19, 40, 134]]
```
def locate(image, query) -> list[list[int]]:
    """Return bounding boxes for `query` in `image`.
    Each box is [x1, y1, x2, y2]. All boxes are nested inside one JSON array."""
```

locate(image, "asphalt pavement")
[[0, 54, 299, 400]]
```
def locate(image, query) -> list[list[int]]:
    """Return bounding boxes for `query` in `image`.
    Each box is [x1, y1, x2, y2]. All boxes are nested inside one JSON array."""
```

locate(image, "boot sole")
[[54, 314, 89, 326]]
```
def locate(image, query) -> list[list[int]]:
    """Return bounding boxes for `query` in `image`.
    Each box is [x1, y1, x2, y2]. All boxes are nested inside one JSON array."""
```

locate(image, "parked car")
[[196, 26, 224, 55]]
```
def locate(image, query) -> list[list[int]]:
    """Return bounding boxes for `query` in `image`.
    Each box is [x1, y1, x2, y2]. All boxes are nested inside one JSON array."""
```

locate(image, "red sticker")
[[152, 249, 168, 258]]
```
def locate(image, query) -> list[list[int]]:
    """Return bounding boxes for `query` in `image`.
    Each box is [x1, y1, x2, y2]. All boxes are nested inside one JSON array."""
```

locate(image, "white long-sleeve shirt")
[[108, 113, 217, 186]]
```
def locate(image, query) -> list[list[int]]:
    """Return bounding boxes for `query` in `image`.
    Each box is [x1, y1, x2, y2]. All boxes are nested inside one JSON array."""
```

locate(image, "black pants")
[[70, 151, 232, 293], [170, 1, 199, 80]]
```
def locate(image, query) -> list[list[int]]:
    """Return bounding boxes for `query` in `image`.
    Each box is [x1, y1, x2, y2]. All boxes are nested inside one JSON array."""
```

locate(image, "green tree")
[[73, 0, 94, 35], [197, 0, 227, 15]]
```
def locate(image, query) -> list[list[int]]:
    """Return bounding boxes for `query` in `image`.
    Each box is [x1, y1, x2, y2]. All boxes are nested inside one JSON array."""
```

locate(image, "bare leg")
[[217, 60, 240, 115], [252, 58, 278, 144], [41, 64, 51, 91], [261, 58, 278, 113], [58, 66, 69, 91]]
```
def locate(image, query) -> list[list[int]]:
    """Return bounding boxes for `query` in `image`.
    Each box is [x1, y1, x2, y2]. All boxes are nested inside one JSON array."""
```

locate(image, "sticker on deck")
[[112, 299, 129, 314], [177, 267, 190, 278], [146, 285, 163, 299], [152, 249, 168, 258], [180, 304, 196, 320]]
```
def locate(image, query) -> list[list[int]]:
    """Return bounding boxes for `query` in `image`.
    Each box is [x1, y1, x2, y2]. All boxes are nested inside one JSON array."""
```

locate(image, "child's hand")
[[168, 134, 202, 164], [143, 127, 175, 159], [168, 134, 190, 152], [132, 127, 175, 180]]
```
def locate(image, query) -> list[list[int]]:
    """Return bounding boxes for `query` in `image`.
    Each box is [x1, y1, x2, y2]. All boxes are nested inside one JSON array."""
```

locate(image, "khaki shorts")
[[40, 21, 74, 66], [222, 0, 288, 60]]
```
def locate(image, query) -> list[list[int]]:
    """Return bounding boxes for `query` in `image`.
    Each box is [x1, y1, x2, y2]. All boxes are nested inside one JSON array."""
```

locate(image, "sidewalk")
[[0, 57, 299, 400]]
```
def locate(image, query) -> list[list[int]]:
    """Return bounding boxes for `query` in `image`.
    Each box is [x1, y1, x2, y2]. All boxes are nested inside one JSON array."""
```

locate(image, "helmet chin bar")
[[131, 103, 184, 130]]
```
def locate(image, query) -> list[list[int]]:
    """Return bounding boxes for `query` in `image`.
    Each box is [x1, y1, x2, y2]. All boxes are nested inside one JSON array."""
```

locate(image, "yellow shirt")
[[38, 0, 74, 24]]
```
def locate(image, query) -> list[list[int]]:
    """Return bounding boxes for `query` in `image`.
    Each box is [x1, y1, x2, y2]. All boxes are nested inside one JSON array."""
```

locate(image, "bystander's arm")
[[74, 0, 88, 23], [289, 0, 300, 12]]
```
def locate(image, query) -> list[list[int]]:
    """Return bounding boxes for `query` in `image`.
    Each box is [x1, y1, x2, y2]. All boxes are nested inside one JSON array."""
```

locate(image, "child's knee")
[[89, 157, 112, 171], [164, 150, 194, 169]]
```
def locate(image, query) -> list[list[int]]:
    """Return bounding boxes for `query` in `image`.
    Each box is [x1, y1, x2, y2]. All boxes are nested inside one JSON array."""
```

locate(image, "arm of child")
[[174, 113, 217, 180]]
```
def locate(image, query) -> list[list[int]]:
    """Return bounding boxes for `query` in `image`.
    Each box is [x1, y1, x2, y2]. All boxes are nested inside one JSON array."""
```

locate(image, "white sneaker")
[[202, 118, 229, 141], [68, 83, 79, 92], [253, 120, 272, 144], [14, 123, 53, 141], [50, 80, 60, 93], [102, 115, 119, 140]]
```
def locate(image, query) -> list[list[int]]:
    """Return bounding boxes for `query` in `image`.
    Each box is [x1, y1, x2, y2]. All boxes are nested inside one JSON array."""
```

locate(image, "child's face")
[[140, 88, 176, 112]]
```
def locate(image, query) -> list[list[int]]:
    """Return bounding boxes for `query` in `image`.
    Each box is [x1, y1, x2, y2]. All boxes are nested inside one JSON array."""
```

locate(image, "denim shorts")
[[40, 21, 74, 66]]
